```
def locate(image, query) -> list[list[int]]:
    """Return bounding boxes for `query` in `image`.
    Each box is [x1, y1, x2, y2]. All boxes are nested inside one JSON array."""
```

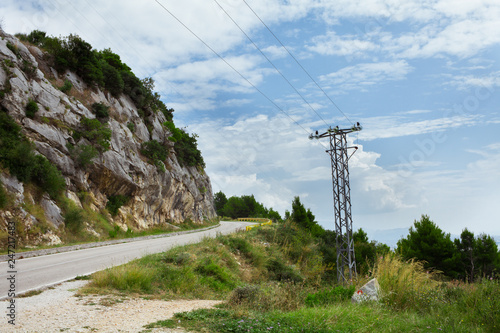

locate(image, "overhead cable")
[[241, 0, 353, 126]]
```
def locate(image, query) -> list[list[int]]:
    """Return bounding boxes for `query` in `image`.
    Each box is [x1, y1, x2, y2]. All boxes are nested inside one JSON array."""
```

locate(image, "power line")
[[240, 0, 353, 126], [213, 0, 330, 128], [153, 0, 322, 144]]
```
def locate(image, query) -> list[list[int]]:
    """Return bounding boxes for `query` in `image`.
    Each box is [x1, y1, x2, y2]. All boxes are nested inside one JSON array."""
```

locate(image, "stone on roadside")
[[352, 278, 380, 303]]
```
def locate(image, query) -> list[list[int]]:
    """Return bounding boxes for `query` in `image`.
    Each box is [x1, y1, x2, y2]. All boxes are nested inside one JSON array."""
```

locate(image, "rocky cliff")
[[0, 30, 216, 246]]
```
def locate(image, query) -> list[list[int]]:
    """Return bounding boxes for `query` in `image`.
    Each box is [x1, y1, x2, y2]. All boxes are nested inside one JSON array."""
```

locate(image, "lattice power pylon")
[[309, 123, 362, 284]]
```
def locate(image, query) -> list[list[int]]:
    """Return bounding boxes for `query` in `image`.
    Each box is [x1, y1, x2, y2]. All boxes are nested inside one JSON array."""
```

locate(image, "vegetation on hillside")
[[13, 29, 206, 171], [397, 215, 500, 281], [0, 107, 65, 199], [0, 30, 210, 248], [214, 191, 282, 222], [163, 121, 205, 168], [80, 200, 500, 332], [17, 30, 173, 120]]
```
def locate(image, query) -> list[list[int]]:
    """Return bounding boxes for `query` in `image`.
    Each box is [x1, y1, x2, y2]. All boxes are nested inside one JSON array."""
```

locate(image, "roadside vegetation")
[[78, 196, 500, 332]]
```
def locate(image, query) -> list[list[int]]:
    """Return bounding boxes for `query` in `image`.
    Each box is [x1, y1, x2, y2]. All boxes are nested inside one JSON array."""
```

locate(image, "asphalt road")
[[0, 221, 255, 299]]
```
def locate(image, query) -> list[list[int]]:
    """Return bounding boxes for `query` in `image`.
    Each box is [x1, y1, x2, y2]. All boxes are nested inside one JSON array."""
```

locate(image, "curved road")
[[0, 221, 255, 299]]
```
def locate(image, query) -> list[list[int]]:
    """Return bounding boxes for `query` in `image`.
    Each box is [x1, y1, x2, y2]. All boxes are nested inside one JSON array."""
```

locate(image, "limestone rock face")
[[0, 31, 215, 243]]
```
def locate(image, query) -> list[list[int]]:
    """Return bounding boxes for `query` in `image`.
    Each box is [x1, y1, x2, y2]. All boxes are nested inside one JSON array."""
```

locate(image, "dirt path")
[[0, 280, 222, 332]]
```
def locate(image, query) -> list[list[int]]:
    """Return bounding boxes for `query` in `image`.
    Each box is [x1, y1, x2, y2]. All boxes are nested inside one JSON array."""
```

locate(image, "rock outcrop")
[[0, 30, 215, 245]]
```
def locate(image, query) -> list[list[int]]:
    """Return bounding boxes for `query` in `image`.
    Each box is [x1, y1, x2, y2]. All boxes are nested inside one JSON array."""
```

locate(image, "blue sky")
[[2, 0, 499, 238]]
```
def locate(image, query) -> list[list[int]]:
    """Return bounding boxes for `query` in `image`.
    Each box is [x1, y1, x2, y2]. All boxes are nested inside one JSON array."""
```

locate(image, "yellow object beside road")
[[238, 218, 272, 231], [238, 217, 273, 231]]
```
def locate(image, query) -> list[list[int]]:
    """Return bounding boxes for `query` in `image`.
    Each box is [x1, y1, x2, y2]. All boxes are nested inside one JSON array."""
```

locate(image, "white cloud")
[[349, 143, 422, 213], [445, 71, 500, 90], [307, 31, 378, 57], [466, 142, 500, 180], [311, 0, 500, 60], [319, 60, 413, 91], [359, 114, 481, 141], [261, 45, 289, 60], [154, 54, 271, 111], [397, 110, 433, 115], [316, 0, 437, 23], [399, 18, 500, 59]]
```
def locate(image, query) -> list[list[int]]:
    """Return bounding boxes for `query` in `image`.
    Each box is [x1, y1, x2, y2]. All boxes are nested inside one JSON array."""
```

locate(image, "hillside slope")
[[0, 30, 215, 246]]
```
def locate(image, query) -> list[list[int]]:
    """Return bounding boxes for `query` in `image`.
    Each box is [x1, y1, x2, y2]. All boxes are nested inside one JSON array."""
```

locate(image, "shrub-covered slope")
[[0, 29, 215, 247]]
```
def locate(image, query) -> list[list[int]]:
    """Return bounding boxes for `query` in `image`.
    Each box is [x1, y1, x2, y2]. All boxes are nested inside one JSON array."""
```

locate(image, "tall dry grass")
[[372, 253, 440, 311]]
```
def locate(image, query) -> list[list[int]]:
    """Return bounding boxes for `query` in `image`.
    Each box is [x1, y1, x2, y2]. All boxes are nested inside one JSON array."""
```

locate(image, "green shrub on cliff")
[[164, 121, 205, 168], [0, 109, 65, 199], [74, 117, 112, 152], [25, 99, 38, 119], [140, 140, 169, 172], [106, 194, 130, 216]]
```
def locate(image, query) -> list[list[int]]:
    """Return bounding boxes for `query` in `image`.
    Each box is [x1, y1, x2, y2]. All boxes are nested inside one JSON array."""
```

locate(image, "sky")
[[1, 0, 499, 240]]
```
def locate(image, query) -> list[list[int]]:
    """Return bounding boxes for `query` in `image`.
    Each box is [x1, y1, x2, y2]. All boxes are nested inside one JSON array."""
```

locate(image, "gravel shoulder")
[[0, 280, 222, 332]]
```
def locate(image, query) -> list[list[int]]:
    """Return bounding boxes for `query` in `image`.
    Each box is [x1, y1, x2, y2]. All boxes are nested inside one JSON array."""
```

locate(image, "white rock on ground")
[[352, 278, 380, 303]]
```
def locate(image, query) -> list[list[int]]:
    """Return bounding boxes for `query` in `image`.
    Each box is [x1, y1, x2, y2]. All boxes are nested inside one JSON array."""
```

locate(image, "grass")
[[75, 222, 499, 332], [18, 289, 44, 298], [79, 222, 322, 300], [146, 303, 479, 333], [373, 253, 441, 311]]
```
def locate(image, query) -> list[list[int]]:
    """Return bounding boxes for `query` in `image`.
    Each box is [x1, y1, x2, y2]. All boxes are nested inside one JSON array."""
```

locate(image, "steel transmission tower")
[[309, 123, 362, 284]]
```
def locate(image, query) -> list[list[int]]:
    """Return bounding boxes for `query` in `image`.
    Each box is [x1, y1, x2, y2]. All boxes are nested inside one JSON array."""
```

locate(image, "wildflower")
[[357, 290, 364, 295]]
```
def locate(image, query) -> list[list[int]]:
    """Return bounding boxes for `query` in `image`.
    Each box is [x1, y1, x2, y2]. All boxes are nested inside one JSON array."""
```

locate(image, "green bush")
[[6, 41, 20, 58], [3, 141, 36, 182], [195, 258, 237, 291], [31, 155, 66, 198], [106, 194, 130, 216], [59, 79, 73, 93], [63, 205, 85, 233], [224, 237, 252, 256], [100, 60, 124, 97], [21, 60, 37, 79], [169, 252, 194, 265], [77, 117, 112, 152], [305, 285, 356, 307], [266, 258, 304, 283], [0, 111, 65, 199], [25, 99, 39, 119], [127, 122, 135, 133], [108, 225, 121, 238], [164, 121, 204, 168], [0, 180, 7, 209], [91, 102, 109, 119], [68, 144, 99, 168], [91, 263, 155, 293], [228, 285, 260, 305], [20, 30, 47, 46], [140, 140, 168, 171]]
